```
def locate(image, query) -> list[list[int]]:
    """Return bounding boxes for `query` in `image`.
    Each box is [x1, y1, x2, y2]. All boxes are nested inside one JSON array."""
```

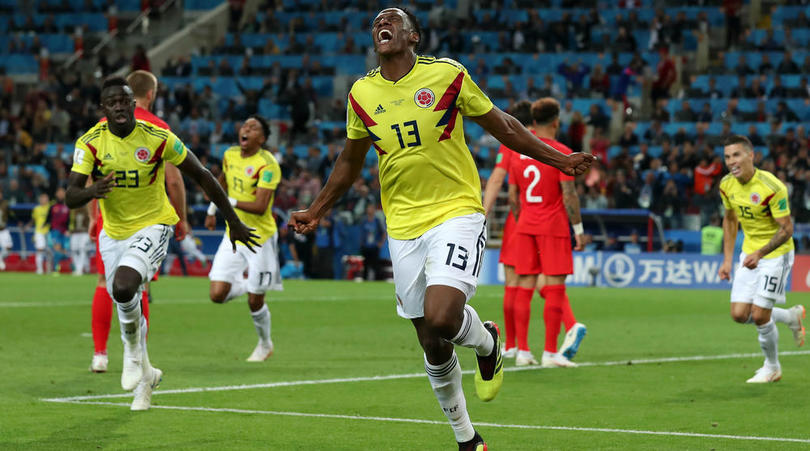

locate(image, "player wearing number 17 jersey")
[[205, 115, 282, 362], [289, 8, 595, 450], [508, 98, 587, 368], [718, 135, 805, 384]]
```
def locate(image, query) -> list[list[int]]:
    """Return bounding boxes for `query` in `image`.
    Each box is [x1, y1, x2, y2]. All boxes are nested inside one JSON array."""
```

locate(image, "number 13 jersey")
[[346, 56, 493, 240], [508, 136, 573, 237]]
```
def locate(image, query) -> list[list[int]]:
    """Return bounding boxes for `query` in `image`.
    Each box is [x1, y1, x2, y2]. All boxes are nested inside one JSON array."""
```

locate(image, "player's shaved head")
[[723, 134, 754, 152], [508, 100, 532, 127], [531, 98, 560, 125], [126, 70, 158, 100]]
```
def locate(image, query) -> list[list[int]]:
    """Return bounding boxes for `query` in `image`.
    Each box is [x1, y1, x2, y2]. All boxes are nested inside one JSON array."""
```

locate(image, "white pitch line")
[[41, 350, 810, 403], [0, 296, 388, 308], [45, 400, 810, 444]]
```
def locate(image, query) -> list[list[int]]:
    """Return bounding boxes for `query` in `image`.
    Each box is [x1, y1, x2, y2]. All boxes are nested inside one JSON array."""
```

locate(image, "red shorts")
[[94, 213, 158, 282], [513, 233, 573, 276], [499, 213, 518, 266]]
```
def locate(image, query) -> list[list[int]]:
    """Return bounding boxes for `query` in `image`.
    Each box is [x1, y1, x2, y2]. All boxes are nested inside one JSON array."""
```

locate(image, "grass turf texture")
[[1, 273, 809, 450]]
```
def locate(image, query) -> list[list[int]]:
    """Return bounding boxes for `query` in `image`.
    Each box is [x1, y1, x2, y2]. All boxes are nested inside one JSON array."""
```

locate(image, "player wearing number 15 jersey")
[[718, 135, 805, 384], [206, 115, 282, 362], [508, 98, 587, 369], [289, 8, 595, 450]]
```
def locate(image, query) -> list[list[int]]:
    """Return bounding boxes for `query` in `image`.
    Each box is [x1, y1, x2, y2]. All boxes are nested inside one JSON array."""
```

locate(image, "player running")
[[289, 7, 594, 450], [507, 98, 587, 368], [205, 115, 283, 362], [88, 70, 188, 374], [66, 76, 258, 411], [718, 135, 805, 384], [481, 101, 530, 362]]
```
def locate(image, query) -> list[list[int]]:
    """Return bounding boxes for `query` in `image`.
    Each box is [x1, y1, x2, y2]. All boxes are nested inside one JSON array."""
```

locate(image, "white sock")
[[251, 304, 272, 347], [424, 352, 475, 443], [117, 292, 143, 346], [139, 316, 152, 371], [450, 304, 494, 356], [225, 279, 248, 303], [757, 319, 780, 369], [771, 307, 791, 325], [35, 251, 44, 273]]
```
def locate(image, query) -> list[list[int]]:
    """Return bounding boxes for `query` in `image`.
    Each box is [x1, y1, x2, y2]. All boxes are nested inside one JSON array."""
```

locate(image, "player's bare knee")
[[730, 311, 750, 323], [425, 311, 460, 338], [209, 287, 228, 303], [111, 267, 141, 303], [752, 311, 771, 326]]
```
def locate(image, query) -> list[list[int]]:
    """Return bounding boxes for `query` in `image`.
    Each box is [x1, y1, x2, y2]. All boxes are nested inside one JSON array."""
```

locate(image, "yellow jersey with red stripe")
[[222, 146, 281, 244], [346, 56, 493, 239], [71, 120, 188, 240], [32, 204, 50, 235], [719, 169, 794, 258]]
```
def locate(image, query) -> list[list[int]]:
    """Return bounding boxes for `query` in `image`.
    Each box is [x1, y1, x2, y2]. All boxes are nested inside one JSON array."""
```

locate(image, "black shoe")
[[474, 321, 503, 402], [458, 431, 487, 451]]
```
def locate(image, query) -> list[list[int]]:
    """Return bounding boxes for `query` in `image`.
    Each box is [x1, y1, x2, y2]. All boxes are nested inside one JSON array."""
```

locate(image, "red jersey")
[[100, 106, 170, 130], [508, 137, 574, 237]]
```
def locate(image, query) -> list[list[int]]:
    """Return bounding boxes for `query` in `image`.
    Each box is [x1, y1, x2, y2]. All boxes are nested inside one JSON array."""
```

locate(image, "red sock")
[[91, 286, 112, 354], [541, 285, 565, 353], [560, 290, 576, 331], [502, 286, 518, 350], [141, 290, 150, 329], [514, 287, 534, 351]]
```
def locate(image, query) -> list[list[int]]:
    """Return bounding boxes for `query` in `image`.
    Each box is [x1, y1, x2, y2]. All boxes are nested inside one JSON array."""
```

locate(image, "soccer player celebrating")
[[289, 8, 594, 449], [508, 98, 587, 368], [88, 70, 188, 373], [718, 135, 805, 383], [205, 115, 283, 362], [66, 76, 258, 410], [481, 101, 531, 361]]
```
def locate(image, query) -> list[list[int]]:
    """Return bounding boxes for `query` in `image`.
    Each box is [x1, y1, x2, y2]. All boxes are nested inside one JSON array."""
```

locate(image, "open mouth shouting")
[[377, 29, 393, 45]]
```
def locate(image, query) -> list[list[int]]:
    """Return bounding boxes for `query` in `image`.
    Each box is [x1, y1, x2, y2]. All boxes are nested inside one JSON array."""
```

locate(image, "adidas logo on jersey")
[[104, 153, 114, 160], [374, 104, 386, 115]]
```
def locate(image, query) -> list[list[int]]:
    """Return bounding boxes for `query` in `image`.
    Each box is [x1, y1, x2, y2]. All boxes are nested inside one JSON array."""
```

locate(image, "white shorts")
[[0, 229, 12, 249], [70, 233, 90, 253], [209, 233, 283, 294], [99, 224, 173, 290], [34, 232, 46, 250], [731, 250, 794, 309], [388, 212, 487, 319]]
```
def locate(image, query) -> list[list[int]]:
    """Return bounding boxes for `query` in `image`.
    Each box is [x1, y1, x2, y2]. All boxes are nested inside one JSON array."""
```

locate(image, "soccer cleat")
[[458, 431, 487, 451], [559, 323, 587, 360], [541, 353, 578, 368], [746, 366, 782, 383], [789, 305, 806, 347], [131, 367, 163, 411], [246, 341, 274, 362], [502, 347, 517, 359], [121, 341, 144, 391], [515, 350, 539, 366], [90, 353, 108, 373], [474, 321, 503, 402]]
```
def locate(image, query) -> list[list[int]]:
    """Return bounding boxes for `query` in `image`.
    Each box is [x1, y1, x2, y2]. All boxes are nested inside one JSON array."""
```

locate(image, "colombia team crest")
[[134, 147, 151, 163], [414, 88, 435, 108], [245, 166, 255, 177], [750, 192, 761, 204]]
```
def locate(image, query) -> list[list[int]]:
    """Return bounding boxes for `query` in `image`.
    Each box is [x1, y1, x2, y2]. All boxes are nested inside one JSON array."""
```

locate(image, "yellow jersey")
[[719, 169, 794, 258], [32, 204, 50, 235], [346, 56, 493, 239], [222, 146, 281, 244], [71, 120, 188, 240]]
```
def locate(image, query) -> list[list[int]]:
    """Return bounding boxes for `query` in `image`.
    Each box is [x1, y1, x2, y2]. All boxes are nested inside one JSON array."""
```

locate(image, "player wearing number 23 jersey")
[[346, 55, 493, 240], [72, 120, 188, 240]]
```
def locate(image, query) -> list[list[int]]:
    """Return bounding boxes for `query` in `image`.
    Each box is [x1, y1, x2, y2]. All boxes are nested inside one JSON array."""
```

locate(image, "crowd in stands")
[[4, 0, 810, 259]]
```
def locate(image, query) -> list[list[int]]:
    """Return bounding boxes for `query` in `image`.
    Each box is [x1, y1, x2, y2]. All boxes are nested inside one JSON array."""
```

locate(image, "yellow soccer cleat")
[[474, 321, 503, 402]]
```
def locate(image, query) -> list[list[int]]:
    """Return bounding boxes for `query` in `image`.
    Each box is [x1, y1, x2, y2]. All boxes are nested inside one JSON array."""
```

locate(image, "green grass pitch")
[[2, 273, 810, 449]]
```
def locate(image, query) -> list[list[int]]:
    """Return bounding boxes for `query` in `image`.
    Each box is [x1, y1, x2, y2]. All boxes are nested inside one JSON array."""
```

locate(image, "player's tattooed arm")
[[755, 215, 793, 259], [561, 180, 582, 225]]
